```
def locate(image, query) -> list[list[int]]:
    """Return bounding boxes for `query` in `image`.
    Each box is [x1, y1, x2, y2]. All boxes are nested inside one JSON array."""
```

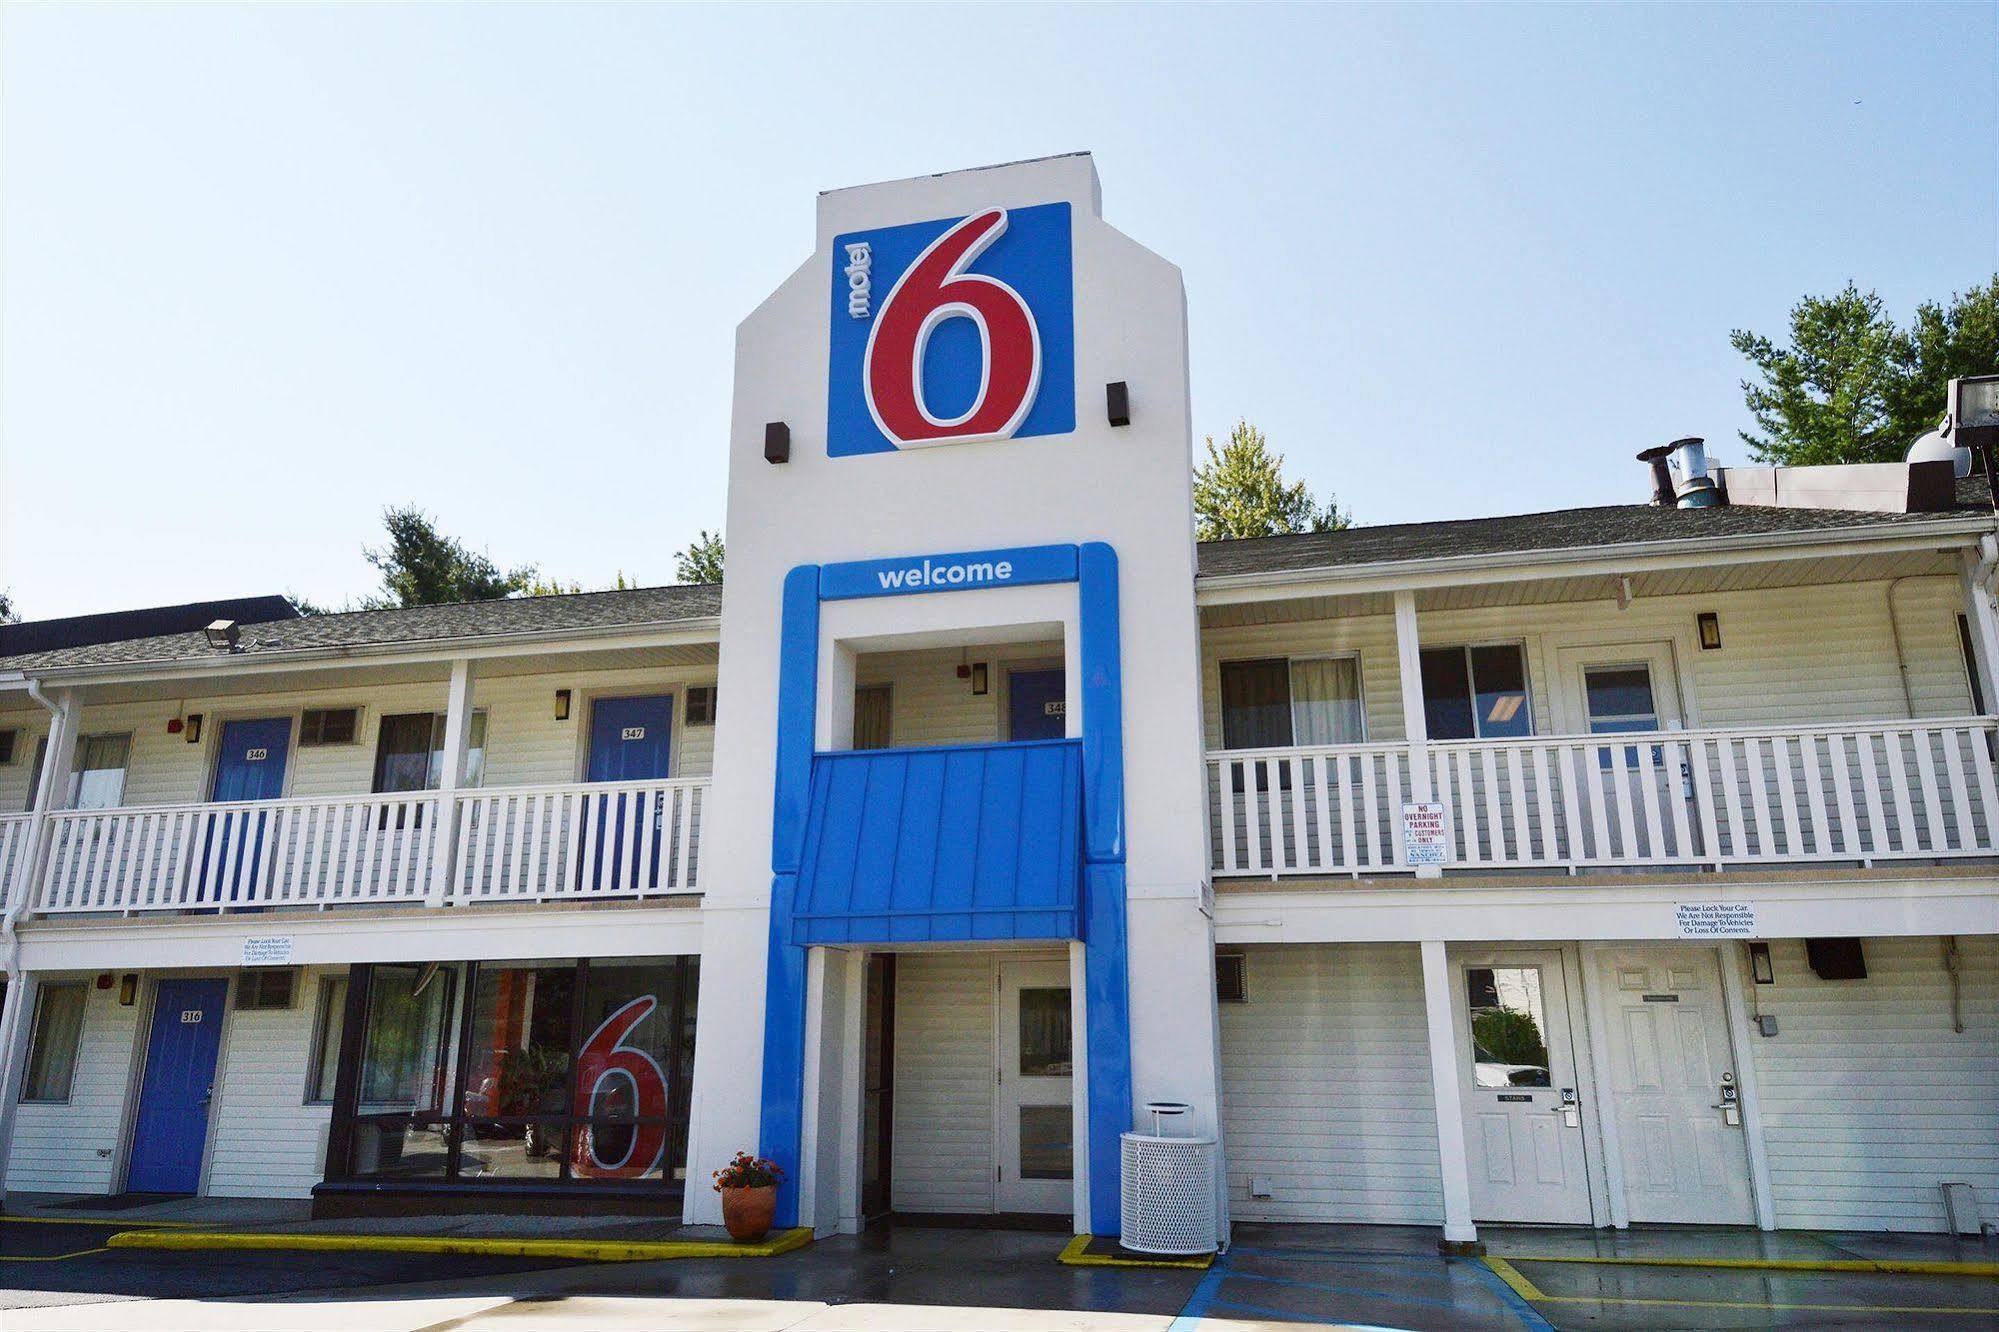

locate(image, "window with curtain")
[[1220, 657, 1364, 749], [1420, 645, 1532, 740], [23, 982, 88, 1102], [307, 975, 349, 1104], [852, 685, 892, 751], [373, 713, 487, 793], [68, 734, 132, 810]]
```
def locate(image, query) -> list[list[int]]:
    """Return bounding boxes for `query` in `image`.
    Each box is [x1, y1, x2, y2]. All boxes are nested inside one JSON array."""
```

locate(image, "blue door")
[[1007, 669, 1067, 741], [204, 718, 292, 901], [127, 978, 229, 1193], [584, 696, 675, 891]]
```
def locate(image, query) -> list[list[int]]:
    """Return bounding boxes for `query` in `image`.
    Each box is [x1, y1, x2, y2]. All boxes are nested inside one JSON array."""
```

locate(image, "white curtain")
[[1290, 658, 1363, 746]]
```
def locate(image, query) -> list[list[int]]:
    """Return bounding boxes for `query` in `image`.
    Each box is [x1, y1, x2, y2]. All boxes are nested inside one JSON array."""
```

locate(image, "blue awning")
[[790, 739, 1082, 945]]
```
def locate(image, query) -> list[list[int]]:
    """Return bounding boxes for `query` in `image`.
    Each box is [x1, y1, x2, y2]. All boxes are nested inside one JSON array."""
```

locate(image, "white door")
[[996, 960, 1074, 1214], [1453, 949, 1593, 1224], [1594, 946, 1755, 1225]]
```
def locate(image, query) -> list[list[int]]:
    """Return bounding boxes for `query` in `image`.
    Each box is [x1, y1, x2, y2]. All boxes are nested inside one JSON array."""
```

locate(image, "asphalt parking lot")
[[5, 1216, 1997, 1330]]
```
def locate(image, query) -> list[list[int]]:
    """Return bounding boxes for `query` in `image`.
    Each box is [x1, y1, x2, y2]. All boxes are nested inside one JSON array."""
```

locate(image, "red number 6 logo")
[[865, 208, 1042, 447], [570, 995, 669, 1179]]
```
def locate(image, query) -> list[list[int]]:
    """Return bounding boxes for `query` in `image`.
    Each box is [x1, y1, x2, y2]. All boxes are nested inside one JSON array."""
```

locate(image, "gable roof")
[[1196, 479, 1996, 581], [0, 583, 722, 676]]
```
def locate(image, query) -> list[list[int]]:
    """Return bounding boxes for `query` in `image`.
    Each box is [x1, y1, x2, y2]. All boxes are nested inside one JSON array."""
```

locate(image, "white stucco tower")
[[683, 154, 1219, 1238]]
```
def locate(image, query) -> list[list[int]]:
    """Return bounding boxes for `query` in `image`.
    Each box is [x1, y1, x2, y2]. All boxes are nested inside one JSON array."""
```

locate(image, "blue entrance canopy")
[[790, 739, 1082, 945]]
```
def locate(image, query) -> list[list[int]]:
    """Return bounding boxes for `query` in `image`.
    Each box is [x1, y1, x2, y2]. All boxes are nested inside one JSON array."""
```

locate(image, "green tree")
[[675, 530, 724, 584], [1890, 277, 1999, 446], [1731, 278, 1999, 465], [361, 505, 537, 609], [1193, 421, 1350, 541], [0, 591, 17, 625]]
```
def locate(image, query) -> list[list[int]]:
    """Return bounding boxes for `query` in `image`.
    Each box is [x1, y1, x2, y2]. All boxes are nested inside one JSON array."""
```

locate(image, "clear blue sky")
[[4, 3, 1993, 618]]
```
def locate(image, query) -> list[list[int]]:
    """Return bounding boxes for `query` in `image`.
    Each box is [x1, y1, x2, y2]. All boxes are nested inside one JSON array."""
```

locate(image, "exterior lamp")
[[204, 619, 240, 651], [1951, 375, 1999, 512], [1698, 612, 1722, 650], [1748, 941, 1774, 984], [554, 689, 573, 721]]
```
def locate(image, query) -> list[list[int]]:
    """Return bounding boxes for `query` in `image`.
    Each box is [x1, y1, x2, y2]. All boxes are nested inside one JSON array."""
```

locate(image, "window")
[[22, 982, 87, 1102], [1582, 665, 1659, 735], [1420, 645, 1531, 741], [299, 708, 360, 746], [853, 685, 892, 750], [1464, 966, 1551, 1089], [684, 686, 716, 726], [332, 956, 699, 1189], [68, 734, 132, 810], [1214, 952, 1248, 1004], [306, 975, 347, 1104], [372, 712, 486, 793], [1960, 615, 1987, 715], [1219, 656, 1364, 749], [235, 969, 297, 1011], [0, 729, 16, 766]]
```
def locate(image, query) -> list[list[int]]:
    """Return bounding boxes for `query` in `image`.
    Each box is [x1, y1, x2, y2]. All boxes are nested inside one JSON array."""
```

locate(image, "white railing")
[[451, 778, 704, 903], [0, 814, 31, 902], [1210, 717, 1999, 876], [25, 778, 706, 916]]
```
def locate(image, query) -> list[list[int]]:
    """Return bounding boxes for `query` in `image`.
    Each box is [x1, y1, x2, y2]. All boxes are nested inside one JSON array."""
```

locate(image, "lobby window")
[[328, 956, 698, 1191], [1218, 656, 1364, 749], [22, 982, 88, 1102], [1419, 645, 1532, 741]]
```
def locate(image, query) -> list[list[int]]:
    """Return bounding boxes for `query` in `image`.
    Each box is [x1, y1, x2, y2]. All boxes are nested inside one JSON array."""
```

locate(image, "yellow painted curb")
[[1056, 1233, 1214, 1270], [1501, 1252, 1999, 1278], [106, 1226, 813, 1263]]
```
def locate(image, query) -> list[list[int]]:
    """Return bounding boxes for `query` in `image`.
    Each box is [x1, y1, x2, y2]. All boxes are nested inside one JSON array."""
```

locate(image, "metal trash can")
[[1119, 1100, 1217, 1255]]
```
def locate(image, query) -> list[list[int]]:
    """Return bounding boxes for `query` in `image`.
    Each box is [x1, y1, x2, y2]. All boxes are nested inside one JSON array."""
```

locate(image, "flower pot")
[[720, 1185, 777, 1242]]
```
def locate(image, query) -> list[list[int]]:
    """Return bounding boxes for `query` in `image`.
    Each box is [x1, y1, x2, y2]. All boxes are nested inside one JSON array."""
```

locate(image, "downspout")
[[1885, 577, 1918, 719], [1, 680, 64, 973]]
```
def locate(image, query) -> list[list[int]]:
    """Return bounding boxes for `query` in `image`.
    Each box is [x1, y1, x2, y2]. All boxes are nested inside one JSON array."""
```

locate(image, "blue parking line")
[[1209, 1295, 1407, 1327], [1167, 1249, 1232, 1331]]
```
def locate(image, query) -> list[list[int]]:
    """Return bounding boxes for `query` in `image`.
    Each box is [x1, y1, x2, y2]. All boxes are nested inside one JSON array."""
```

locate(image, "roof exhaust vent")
[[1642, 437, 1722, 509], [1636, 444, 1676, 506]]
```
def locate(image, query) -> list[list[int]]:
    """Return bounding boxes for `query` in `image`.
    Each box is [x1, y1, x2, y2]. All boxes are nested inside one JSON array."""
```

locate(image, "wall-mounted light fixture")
[[1698, 612, 1722, 650], [1106, 381, 1131, 427], [118, 974, 138, 1006], [970, 663, 989, 695], [184, 714, 203, 744], [764, 421, 791, 465], [554, 689, 573, 721], [204, 619, 240, 651], [1748, 941, 1774, 984]]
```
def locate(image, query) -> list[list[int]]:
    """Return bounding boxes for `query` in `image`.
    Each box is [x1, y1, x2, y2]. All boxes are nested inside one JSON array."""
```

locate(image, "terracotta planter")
[[720, 1184, 777, 1242]]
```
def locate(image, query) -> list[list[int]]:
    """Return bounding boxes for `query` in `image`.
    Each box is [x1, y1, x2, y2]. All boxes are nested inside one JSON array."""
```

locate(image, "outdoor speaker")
[[764, 421, 790, 464], [1106, 381, 1130, 427], [1805, 938, 1867, 981]]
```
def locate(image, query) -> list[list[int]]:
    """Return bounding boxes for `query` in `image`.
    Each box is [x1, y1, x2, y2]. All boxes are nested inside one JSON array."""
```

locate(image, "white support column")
[[1717, 942, 1779, 1232], [0, 971, 42, 1203], [4, 689, 79, 943], [426, 660, 476, 906], [1959, 543, 1999, 716], [1394, 590, 1441, 878], [1419, 939, 1479, 1251]]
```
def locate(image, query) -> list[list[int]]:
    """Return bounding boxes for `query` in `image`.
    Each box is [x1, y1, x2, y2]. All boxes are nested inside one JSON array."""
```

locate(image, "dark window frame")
[[21, 981, 89, 1104], [1419, 642, 1534, 742]]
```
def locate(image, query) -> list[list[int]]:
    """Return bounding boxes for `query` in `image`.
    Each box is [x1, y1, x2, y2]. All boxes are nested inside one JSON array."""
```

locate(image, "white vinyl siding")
[[2, 978, 140, 1194], [856, 642, 1065, 749], [205, 966, 342, 1198], [1218, 943, 1443, 1225], [1201, 576, 1977, 746], [1748, 935, 1998, 1233]]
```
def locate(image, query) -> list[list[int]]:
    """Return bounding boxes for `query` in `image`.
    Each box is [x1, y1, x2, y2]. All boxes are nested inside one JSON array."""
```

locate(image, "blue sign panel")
[[819, 544, 1078, 601], [827, 202, 1074, 457]]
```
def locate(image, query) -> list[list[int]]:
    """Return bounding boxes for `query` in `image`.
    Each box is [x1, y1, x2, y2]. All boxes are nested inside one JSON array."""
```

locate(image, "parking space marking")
[[1499, 1251, 1999, 1278], [1484, 1254, 1999, 1318]]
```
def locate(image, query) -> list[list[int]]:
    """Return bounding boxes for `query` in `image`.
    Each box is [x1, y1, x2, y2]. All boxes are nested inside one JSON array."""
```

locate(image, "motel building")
[[1, 154, 1996, 1252]]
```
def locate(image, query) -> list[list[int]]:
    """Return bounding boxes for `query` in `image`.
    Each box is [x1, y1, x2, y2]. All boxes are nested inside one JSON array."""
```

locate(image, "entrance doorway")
[[127, 977, 229, 1193], [861, 954, 896, 1218], [1452, 949, 1593, 1224], [1592, 945, 1755, 1224], [1006, 668, 1066, 742], [996, 959, 1073, 1213]]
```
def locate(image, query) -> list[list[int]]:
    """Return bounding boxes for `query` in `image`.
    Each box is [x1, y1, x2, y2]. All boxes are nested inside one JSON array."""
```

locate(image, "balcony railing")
[[22, 778, 707, 916], [1207, 717, 1999, 877]]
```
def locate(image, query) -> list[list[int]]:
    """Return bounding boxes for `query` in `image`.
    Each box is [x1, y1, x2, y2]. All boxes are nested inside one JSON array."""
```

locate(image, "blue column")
[[1078, 542, 1132, 1237], [758, 565, 820, 1228]]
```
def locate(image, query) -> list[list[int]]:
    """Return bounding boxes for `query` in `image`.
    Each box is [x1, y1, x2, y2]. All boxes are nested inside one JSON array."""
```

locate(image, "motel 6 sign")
[[827, 203, 1076, 457]]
